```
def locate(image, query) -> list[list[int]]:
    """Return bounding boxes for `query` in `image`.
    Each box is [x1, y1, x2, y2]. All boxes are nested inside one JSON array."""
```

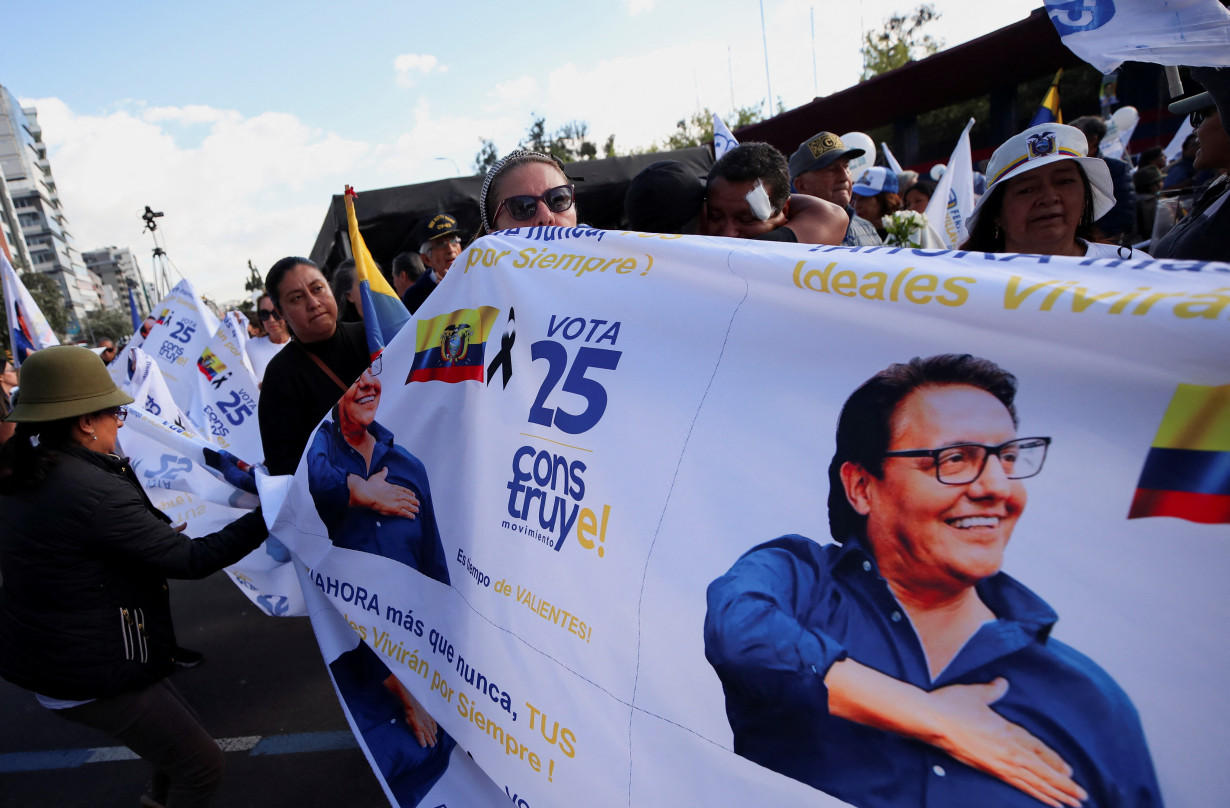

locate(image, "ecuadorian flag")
[[1128, 384, 1230, 524], [344, 186, 410, 360], [1029, 69, 1064, 127], [407, 306, 500, 384]]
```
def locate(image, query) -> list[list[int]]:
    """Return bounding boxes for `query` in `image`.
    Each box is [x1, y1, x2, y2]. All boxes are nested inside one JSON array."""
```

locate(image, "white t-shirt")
[[245, 336, 289, 382]]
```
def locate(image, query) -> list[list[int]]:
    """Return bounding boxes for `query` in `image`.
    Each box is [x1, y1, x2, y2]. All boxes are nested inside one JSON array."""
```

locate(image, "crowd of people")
[[0, 62, 1224, 808]]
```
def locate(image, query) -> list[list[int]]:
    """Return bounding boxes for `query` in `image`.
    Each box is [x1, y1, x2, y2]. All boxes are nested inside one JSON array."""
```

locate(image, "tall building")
[[83, 246, 150, 318], [0, 83, 100, 338]]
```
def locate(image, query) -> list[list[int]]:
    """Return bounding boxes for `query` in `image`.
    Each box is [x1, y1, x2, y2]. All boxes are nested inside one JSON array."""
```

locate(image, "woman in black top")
[[0, 346, 267, 807]]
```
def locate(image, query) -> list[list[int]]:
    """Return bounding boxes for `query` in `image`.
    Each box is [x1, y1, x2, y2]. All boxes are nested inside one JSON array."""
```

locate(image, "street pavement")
[[0, 570, 394, 807]]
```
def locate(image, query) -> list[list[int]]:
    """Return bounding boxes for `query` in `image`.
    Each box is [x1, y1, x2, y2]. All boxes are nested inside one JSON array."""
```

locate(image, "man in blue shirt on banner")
[[705, 354, 1161, 808]]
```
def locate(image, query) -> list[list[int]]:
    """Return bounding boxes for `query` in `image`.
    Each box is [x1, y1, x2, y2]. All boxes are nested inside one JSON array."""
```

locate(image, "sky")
[[3, 0, 1041, 303]]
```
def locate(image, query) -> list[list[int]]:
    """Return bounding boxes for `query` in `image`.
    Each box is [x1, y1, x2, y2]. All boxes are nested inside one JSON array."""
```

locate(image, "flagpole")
[[759, 0, 774, 113]]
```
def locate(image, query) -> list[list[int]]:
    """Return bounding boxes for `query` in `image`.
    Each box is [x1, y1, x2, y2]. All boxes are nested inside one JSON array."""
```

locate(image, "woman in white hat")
[[962, 123, 1140, 258], [0, 346, 268, 807]]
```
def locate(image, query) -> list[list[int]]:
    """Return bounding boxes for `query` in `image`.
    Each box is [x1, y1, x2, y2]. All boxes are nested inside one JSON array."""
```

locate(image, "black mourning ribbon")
[[486, 307, 516, 389]]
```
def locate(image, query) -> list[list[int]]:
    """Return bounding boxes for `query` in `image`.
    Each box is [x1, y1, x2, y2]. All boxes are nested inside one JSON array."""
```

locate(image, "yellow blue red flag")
[[1029, 70, 1064, 127], [1129, 383, 1230, 524], [344, 186, 410, 360], [408, 306, 500, 384]]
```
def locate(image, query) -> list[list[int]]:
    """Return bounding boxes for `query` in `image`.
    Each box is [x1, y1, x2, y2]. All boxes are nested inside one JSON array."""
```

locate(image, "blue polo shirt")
[[704, 535, 1162, 807]]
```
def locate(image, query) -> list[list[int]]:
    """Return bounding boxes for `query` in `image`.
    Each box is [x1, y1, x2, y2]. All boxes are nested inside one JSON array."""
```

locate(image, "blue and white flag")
[[1045, 0, 1230, 74], [712, 114, 738, 160], [1, 252, 59, 364], [923, 118, 976, 249]]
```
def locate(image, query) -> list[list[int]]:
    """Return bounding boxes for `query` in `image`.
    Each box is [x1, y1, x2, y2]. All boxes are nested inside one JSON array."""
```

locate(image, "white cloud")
[[625, 0, 654, 15], [489, 76, 539, 108], [373, 99, 522, 182], [30, 97, 370, 304], [141, 105, 242, 125], [393, 53, 446, 87]]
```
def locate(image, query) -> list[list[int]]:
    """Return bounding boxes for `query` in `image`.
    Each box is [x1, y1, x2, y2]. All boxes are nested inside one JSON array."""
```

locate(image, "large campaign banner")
[[270, 228, 1228, 807]]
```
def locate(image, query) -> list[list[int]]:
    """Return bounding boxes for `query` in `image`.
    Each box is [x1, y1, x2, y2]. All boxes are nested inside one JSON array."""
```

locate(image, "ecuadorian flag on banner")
[[344, 186, 410, 360], [407, 307, 500, 384], [1128, 384, 1230, 524]]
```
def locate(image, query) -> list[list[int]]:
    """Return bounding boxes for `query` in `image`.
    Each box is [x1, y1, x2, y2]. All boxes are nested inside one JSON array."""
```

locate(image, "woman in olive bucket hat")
[[0, 346, 268, 807]]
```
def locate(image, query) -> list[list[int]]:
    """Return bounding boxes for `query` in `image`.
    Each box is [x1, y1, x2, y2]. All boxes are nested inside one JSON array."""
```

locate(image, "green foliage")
[[244, 260, 264, 293], [81, 307, 135, 343], [473, 139, 499, 174], [523, 117, 602, 163], [860, 4, 943, 81], [659, 103, 769, 151]]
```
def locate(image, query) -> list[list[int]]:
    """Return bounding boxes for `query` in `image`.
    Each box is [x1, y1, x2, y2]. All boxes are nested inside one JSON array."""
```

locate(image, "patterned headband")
[[478, 149, 556, 231]]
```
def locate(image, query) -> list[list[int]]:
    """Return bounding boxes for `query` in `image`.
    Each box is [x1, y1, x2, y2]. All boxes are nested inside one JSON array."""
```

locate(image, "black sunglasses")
[[494, 184, 575, 223], [258, 308, 281, 321], [1190, 106, 1217, 128]]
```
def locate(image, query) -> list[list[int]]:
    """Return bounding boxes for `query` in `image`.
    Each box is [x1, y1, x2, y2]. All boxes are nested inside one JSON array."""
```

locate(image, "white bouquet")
[[881, 210, 929, 248]]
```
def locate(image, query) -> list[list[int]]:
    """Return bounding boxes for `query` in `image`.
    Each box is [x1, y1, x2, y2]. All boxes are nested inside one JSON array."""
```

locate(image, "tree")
[[860, 4, 943, 81], [473, 116, 612, 171], [81, 308, 135, 343], [659, 103, 769, 151], [473, 139, 499, 175], [244, 260, 264, 294]]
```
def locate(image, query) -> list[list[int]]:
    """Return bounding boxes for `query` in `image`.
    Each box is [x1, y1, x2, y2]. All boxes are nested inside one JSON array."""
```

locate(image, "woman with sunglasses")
[[245, 292, 291, 383], [1153, 67, 1230, 261], [0, 346, 268, 807], [476, 150, 578, 237]]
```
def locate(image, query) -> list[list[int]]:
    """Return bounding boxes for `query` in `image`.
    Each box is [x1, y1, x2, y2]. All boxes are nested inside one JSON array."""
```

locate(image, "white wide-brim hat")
[[968, 123, 1116, 232]]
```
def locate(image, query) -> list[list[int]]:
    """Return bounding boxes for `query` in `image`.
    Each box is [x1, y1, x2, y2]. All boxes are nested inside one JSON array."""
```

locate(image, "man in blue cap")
[[402, 213, 463, 315]]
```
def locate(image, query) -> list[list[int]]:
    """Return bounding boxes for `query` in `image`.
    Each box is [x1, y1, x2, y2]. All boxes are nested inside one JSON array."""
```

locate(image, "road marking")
[[0, 730, 358, 773]]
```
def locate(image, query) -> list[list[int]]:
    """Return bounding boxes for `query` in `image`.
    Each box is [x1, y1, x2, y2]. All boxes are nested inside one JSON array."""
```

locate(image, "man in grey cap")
[[403, 213, 463, 314], [789, 132, 882, 247]]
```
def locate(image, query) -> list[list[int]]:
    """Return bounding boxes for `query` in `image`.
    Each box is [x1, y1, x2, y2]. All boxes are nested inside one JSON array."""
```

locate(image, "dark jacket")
[[258, 321, 370, 476], [401, 270, 438, 315], [0, 445, 267, 699]]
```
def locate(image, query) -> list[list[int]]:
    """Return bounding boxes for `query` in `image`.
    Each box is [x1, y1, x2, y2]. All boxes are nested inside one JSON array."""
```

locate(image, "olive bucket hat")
[[6, 345, 134, 423]]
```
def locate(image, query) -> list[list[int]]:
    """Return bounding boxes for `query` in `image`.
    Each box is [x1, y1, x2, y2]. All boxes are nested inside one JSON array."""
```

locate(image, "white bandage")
[[745, 180, 773, 221]]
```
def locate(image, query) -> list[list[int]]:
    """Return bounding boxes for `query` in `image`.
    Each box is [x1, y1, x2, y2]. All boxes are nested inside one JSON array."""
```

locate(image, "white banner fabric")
[[1045, 0, 1230, 73], [118, 405, 303, 617], [266, 227, 1229, 808]]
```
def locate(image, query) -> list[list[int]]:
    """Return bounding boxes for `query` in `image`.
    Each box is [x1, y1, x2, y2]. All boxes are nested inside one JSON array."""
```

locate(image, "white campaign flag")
[[1164, 115, 1195, 163], [1102, 116, 1127, 160], [189, 320, 263, 465], [1, 252, 59, 364], [881, 142, 904, 176], [923, 118, 976, 249], [132, 279, 220, 406], [1045, 0, 1230, 73], [224, 310, 257, 379], [712, 113, 738, 159], [113, 345, 202, 437]]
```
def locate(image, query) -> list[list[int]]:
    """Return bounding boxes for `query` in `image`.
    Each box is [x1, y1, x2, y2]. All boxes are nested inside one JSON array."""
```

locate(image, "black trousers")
[[57, 678, 224, 808]]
